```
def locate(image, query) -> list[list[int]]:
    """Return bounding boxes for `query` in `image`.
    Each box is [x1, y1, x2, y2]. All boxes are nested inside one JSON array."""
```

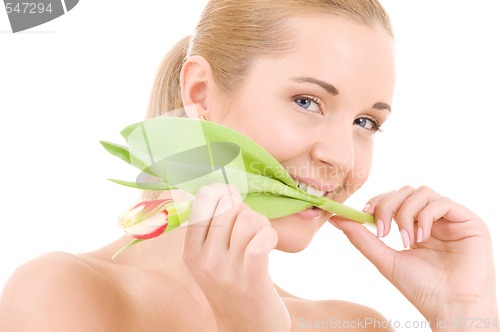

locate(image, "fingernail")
[[400, 229, 410, 249], [417, 227, 423, 243], [363, 203, 371, 212], [376, 219, 384, 238]]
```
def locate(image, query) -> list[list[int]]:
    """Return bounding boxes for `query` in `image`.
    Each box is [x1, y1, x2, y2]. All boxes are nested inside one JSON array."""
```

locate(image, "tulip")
[[118, 198, 193, 239], [102, 115, 375, 255], [118, 199, 171, 239], [112, 198, 192, 258]]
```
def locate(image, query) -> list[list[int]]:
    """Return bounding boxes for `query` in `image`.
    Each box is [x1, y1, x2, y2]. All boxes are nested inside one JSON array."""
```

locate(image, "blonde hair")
[[145, 0, 392, 119], [142, 0, 392, 199]]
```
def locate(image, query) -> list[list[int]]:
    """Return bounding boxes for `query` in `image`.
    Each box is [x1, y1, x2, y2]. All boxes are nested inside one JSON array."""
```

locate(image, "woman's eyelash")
[[354, 115, 383, 133], [291, 97, 384, 133], [292, 95, 324, 114]]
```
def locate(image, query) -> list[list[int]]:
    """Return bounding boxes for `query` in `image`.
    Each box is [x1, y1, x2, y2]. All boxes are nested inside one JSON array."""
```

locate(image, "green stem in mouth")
[[248, 175, 375, 224], [316, 196, 375, 225], [165, 190, 375, 228]]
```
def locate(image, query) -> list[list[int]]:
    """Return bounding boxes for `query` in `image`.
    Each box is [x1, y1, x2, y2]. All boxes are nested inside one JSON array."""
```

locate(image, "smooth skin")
[[182, 184, 290, 331], [0, 15, 497, 332], [333, 185, 498, 326]]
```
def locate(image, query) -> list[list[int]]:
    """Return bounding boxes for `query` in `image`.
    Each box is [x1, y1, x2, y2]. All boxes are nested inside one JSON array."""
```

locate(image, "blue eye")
[[294, 96, 322, 113], [354, 117, 381, 132]]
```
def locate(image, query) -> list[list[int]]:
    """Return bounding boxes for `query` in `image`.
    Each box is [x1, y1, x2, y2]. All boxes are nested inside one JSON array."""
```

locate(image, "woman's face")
[[208, 16, 395, 252]]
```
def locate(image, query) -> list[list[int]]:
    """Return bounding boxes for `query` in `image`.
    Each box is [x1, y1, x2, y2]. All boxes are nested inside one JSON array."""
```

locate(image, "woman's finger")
[[417, 197, 485, 242], [183, 184, 241, 255], [330, 216, 397, 280], [365, 186, 415, 239], [244, 226, 278, 283], [393, 186, 441, 246], [203, 192, 243, 251], [228, 208, 267, 260]]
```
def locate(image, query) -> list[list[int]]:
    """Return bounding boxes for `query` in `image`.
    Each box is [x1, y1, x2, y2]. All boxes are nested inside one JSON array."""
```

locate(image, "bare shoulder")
[[285, 295, 394, 332], [0, 251, 128, 331]]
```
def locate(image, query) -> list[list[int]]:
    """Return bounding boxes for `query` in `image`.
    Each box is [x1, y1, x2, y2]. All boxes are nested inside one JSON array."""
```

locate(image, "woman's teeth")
[[294, 179, 327, 198]]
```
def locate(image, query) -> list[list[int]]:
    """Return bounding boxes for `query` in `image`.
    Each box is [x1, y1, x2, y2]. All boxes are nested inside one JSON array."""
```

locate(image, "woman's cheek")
[[350, 150, 372, 194], [257, 127, 308, 161]]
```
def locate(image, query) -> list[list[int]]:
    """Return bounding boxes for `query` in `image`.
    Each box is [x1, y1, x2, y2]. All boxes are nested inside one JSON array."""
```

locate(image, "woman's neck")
[[86, 225, 189, 274]]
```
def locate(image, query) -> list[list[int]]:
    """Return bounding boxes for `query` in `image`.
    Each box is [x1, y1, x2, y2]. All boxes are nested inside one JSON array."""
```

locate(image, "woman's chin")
[[276, 236, 313, 253], [271, 210, 331, 253]]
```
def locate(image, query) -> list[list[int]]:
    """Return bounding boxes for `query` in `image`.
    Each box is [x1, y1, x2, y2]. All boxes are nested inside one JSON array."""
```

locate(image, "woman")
[[0, 0, 497, 331]]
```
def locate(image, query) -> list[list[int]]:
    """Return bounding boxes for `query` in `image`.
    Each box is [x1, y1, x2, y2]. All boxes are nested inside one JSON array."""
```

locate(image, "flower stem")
[[317, 197, 375, 224], [165, 199, 193, 231]]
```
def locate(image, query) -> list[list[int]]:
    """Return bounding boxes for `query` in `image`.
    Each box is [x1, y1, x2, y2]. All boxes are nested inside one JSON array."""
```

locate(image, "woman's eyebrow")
[[373, 102, 391, 112], [289, 76, 339, 95], [290, 76, 391, 112]]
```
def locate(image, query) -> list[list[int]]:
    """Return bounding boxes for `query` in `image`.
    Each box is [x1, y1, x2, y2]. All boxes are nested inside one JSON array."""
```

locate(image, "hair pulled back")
[[145, 0, 392, 119]]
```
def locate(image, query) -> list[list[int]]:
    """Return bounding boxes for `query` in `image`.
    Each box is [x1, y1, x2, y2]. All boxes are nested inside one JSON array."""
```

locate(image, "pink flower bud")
[[118, 199, 172, 239]]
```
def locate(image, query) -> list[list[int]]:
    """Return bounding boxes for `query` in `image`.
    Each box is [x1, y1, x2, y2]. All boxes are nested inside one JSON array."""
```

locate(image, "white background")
[[1, 0, 499, 329]]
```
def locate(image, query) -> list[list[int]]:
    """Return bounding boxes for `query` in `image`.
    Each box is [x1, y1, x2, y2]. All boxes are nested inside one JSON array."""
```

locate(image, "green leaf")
[[244, 194, 313, 218], [120, 118, 296, 189], [100, 141, 131, 164], [102, 115, 375, 227], [100, 140, 155, 178], [108, 178, 172, 190], [197, 119, 296, 188]]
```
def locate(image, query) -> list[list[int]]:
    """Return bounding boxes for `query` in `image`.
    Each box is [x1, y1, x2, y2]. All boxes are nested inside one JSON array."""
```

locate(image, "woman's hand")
[[331, 186, 499, 330], [182, 184, 291, 332]]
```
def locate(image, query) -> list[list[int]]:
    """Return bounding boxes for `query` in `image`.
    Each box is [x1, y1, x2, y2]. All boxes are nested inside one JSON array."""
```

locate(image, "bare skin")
[[0, 223, 391, 332], [1, 185, 497, 331]]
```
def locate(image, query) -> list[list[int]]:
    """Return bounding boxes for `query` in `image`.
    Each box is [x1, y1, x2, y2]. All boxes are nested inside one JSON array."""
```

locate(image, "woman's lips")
[[294, 206, 323, 220]]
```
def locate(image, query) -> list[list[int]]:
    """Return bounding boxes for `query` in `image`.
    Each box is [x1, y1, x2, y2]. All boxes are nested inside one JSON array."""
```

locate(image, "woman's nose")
[[310, 124, 354, 176]]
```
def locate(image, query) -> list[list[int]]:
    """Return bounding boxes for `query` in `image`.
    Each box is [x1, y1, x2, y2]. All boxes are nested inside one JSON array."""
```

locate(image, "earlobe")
[[180, 55, 212, 118]]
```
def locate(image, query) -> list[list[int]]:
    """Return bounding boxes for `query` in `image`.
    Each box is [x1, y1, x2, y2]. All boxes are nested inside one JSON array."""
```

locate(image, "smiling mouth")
[[293, 178, 330, 198]]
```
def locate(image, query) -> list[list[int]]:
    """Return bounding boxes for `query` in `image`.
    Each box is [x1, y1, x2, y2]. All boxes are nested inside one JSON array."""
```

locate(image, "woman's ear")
[[180, 55, 213, 119]]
